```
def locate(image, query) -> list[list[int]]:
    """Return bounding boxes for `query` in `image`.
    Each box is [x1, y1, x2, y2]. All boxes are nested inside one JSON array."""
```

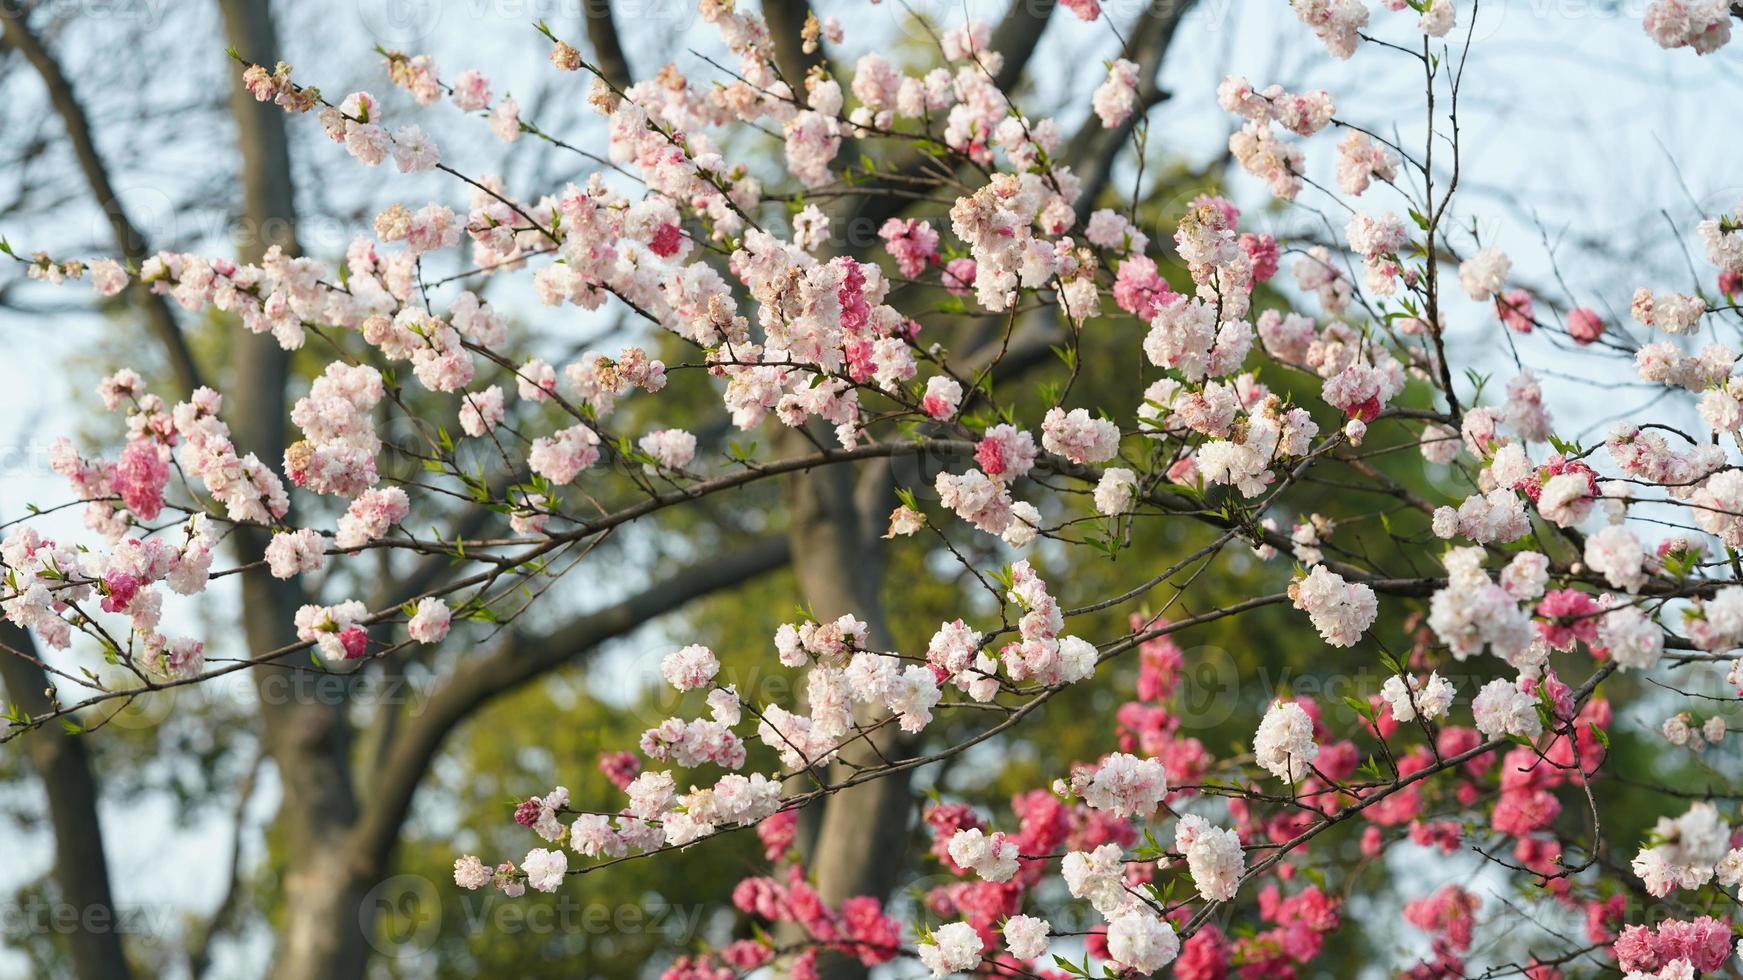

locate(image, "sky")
[[1, 0, 1741, 976]]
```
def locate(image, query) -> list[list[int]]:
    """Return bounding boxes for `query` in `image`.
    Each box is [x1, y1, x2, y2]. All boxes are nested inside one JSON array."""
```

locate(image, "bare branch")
[[0, 0, 205, 395]]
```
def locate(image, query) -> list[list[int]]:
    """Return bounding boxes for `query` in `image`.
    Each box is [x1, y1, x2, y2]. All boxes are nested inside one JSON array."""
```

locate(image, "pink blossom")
[[1241, 233, 1280, 282], [661, 645, 719, 691], [407, 597, 452, 644], [490, 97, 521, 142], [1497, 288, 1535, 332], [1092, 59, 1140, 128], [879, 218, 939, 278], [114, 440, 168, 520], [1567, 307, 1605, 344], [1403, 885, 1480, 952], [921, 376, 963, 419], [1644, 0, 1733, 54], [1113, 255, 1179, 320], [974, 424, 1037, 480], [1041, 407, 1120, 464], [90, 258, 128, 296], [451, 69, 491, 111], [597, 751, 639, 791], [335, 487, 409, 549], [942, 257, 977, 296], [458, 386, 505, 437], [265, 528, 326, 580], [528, 424, 602, 484]]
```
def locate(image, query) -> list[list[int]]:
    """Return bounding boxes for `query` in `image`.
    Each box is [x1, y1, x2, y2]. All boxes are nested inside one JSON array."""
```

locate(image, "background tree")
[[0, 1, 1741, 979]]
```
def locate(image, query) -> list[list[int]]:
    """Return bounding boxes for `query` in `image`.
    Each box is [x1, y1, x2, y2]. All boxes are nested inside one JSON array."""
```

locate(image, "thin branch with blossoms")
[[10, 1, 1743, 978]]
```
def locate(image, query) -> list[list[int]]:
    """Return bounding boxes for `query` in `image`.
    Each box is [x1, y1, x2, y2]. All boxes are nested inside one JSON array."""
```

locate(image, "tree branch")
[[0, 0, 205, 395], [842, 0, 1059, 233], [584, 0, 633, 91], [762, 0, 824, 84], [988, 0, 1059, 95], [1065, 0, 1197, 218], [347, 536, 792, 875]]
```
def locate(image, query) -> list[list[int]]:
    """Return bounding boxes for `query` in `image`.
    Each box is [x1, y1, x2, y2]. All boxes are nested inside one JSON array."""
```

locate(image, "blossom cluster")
[[10, 4, 1743, 978]]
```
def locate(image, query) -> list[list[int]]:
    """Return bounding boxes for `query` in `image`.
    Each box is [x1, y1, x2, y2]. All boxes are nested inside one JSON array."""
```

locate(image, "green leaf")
[[1052, 954, 1091, 978], [1343, 695, 1374, 722], [1357, 755, 1383, 782], [1463, 367, 1489, 401]]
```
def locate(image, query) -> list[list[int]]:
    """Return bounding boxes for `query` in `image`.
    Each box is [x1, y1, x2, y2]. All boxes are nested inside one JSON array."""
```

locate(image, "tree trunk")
[[581, 0, 634, 91], [761, 0, 823, 84], [215, 3, 374, 978], [765, 8, 1081, 963], [782, 429, 914, 979], [0, 625, 133, 980]]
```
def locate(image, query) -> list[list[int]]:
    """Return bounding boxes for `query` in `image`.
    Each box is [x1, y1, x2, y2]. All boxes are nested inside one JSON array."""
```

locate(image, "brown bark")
[[1063, 0, 1197, 215], [0, 625, 132, 980], [582, 0, 634, 91], [762, 0, 824, 83], [213, 3, 375, 978]]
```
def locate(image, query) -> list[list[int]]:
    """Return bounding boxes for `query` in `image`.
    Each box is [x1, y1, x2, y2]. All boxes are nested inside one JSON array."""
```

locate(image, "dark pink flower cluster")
[[1613, 916, 1733, 973]]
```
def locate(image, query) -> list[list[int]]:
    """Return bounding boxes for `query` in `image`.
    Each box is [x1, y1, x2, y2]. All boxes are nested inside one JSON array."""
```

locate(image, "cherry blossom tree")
[[9, 1, 1743, 978]]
